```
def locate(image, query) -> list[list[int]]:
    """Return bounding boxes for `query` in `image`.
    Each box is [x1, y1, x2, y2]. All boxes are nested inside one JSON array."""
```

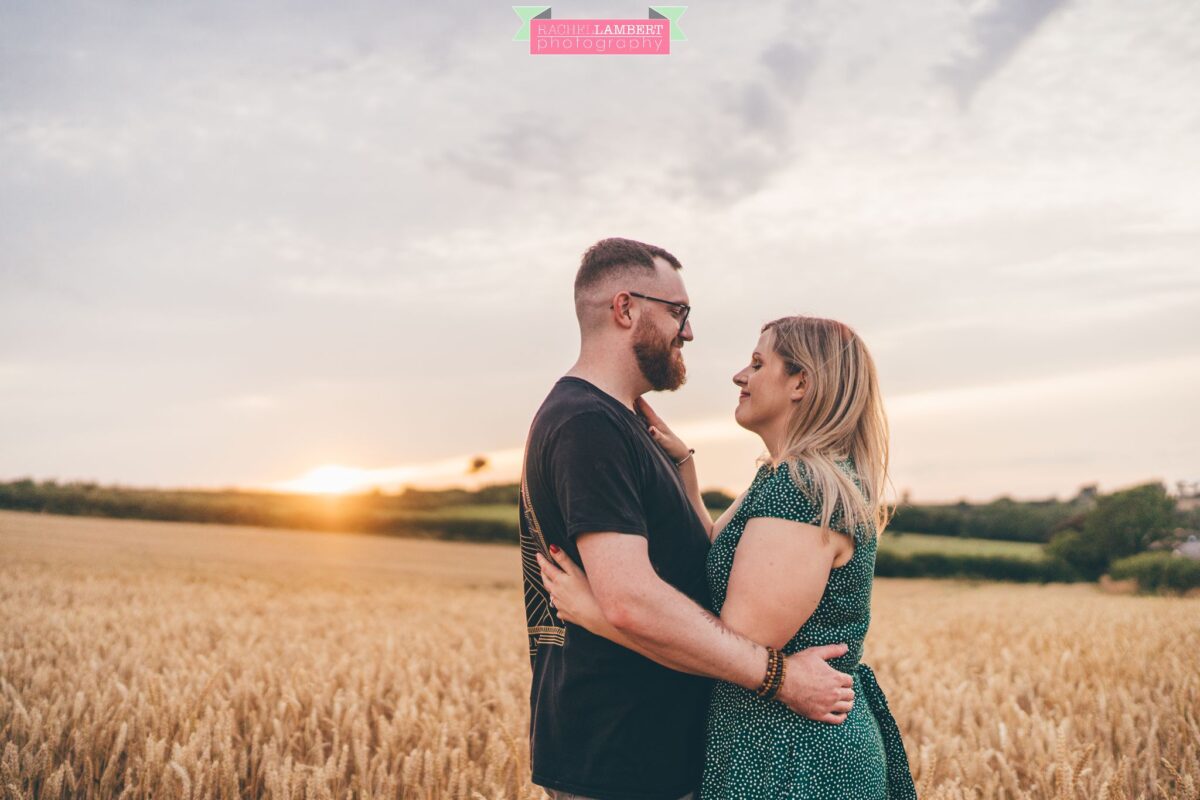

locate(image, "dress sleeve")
[[745, 460, 822, 527], [547, 411, 648, 540], [747, 460, 869, 543]]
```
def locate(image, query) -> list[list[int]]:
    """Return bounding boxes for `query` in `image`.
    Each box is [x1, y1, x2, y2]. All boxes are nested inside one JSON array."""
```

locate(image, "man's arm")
[[576, 532, 854, 723], [535, 548, 698, 674]]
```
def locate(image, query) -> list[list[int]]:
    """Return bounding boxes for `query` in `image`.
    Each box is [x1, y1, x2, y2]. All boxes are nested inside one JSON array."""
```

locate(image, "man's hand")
[[776, 643, 855, 723]]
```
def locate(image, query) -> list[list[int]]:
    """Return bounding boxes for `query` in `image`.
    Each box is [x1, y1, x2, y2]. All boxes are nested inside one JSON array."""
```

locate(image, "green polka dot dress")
[[700, 457, 917, 799]]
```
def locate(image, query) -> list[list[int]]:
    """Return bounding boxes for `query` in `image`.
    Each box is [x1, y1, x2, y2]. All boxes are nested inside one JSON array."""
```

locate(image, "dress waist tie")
[[855, 663, 918, 799]]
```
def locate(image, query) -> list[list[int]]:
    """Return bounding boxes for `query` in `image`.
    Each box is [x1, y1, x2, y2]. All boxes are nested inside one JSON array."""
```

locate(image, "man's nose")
[[679, 319, 694, 341]]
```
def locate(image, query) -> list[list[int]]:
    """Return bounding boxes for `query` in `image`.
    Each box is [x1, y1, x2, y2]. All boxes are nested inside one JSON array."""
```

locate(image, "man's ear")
[[612, 292, 635, 329]]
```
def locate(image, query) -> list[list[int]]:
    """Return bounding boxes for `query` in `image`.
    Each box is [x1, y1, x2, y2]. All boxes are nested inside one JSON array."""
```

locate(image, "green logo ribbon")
[[512, 6, 552, 42], [648, 6, 687, 41]]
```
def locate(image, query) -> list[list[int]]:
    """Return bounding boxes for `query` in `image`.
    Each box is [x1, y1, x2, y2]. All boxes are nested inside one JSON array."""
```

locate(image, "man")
[[519, 238, 854, 800]]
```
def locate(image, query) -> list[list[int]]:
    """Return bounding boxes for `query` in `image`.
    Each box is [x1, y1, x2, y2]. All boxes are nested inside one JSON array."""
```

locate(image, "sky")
[[2, 0, 1198, 502]]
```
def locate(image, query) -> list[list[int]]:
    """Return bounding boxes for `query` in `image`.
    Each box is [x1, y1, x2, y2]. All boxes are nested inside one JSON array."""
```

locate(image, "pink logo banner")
[[530, 18, 670, 55]]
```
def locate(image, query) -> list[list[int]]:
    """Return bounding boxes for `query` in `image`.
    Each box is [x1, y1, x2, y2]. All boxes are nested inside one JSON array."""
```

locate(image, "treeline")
[[0, 478, 1105, 545], [875, 551, 1080, 583], [702, 489, 1099, 543], [3, 477, 1196, 591], [0, 478, 520, 543], [880, 482, 1199, 592], [1109, 552, 1200, 594], [888, 497, 1087, 543]]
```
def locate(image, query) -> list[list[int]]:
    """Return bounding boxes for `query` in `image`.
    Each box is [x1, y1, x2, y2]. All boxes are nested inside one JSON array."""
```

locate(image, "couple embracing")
[[518, 238, 917, 800]]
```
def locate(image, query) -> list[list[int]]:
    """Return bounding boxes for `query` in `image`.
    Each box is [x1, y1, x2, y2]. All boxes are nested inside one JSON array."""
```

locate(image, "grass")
[[879, 531, 1047, 561], [407, 508, 1053, 567], [400, 503, 519, 523], [1, 509, 1197, 799]]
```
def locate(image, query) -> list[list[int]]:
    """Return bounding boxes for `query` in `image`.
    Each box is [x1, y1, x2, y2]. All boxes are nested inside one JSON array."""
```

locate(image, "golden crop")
[[1, 510, 1196, 799]]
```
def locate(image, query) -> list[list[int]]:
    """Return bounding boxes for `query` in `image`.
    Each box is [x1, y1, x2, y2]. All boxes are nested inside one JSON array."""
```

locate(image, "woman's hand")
[[638, 396, 712, 537], [635, 396, 690, 463], [536, 545, 607, 632]]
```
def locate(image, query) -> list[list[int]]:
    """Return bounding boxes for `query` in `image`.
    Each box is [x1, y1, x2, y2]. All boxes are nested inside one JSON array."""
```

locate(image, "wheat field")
[[1, 509, 1197, 800]]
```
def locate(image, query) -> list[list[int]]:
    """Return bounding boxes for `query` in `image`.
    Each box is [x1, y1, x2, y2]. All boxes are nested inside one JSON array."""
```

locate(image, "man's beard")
[[633, 315, 687, 391]]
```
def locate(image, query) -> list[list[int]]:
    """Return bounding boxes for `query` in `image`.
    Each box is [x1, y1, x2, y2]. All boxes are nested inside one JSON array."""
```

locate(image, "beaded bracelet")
[[755, 646, 784, 700], [763, 651, 787, 702], [756, 648, 781, 699]]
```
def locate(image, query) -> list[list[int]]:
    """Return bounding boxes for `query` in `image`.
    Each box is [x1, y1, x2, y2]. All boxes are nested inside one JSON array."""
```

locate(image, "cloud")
[[433, 117, 584, 192], [761, 40, 820, 95], [938, 0, 1071, 106], [2, 0, 1198, 500]]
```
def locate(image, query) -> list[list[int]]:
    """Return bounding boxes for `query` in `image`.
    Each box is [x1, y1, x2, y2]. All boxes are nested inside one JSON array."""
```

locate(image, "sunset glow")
[[2, 1, 1197, 502], [270, 464, 376, 495], [263, 448, 528, 496]]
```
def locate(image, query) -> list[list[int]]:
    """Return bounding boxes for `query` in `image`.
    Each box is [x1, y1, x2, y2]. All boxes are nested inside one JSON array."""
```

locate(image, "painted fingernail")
[[549, 544, 560, 554]]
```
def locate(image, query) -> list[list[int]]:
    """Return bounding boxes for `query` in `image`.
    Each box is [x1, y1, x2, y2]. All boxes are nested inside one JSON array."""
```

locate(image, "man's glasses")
[[622, 291, 691, 335]]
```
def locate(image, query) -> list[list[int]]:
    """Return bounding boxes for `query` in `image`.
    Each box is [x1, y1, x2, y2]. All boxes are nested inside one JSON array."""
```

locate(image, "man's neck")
[[564, 359, 644, 412]]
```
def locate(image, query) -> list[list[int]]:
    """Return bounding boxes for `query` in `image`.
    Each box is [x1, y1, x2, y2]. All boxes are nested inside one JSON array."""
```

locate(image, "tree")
[[701, 489, 735, 511], [1047, 482, 1177, 580]]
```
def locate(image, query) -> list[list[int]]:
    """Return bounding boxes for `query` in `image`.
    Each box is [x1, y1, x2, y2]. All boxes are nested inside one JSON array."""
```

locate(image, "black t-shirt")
[[519, 376, 714, 800]]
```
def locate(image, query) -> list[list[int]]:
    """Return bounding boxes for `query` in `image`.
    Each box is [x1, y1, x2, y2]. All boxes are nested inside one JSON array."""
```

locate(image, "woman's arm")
[[635, 397, 713, 536], [675, 457, 713, 537], [720, 517, 850, 649]]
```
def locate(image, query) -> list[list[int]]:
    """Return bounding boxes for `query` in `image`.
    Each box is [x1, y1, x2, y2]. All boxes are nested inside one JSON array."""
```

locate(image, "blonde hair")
[[759, 316, 892, 539]]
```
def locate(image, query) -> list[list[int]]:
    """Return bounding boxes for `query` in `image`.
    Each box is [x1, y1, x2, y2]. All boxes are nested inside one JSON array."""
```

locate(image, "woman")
[[536, 315, 916, 799]]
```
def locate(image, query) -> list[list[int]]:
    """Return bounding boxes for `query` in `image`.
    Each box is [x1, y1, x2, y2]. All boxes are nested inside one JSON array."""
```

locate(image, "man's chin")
[[648, 370, 685, 392]]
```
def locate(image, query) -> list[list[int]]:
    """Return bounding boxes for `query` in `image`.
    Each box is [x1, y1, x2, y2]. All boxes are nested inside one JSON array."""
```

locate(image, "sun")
[[272, 464, 373, 495]]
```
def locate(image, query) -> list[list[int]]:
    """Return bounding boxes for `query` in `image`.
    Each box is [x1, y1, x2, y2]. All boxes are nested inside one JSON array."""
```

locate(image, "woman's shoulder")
[[764, 456, 874, 542], [769, 455, 857, 493], [747, 459, 821, 524]]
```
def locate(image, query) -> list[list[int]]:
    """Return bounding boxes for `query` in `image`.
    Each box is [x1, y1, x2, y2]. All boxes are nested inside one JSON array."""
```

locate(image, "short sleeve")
[[548, 411, 648, 540], [746, 461, 823, 527], [751, 459, 873, 543]]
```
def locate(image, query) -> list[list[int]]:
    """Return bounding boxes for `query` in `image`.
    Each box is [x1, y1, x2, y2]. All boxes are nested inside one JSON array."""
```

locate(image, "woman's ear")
[[789, 370, 807, 401]]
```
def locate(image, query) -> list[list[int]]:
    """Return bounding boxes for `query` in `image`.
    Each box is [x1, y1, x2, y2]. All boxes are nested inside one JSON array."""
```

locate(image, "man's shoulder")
[[531, 380, 630, 440]]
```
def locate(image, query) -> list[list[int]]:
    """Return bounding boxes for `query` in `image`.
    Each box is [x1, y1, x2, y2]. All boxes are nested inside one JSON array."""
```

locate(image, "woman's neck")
[[759, 420, 789, 467]]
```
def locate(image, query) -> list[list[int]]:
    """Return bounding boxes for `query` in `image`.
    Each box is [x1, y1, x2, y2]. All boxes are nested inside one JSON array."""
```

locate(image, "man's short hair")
[[574, 237, 683, 300]]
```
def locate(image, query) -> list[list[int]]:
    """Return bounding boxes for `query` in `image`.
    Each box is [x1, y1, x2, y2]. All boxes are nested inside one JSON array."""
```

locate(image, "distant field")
[[409, 505, 1050, 561], [402, 503, 518, 523], [1, 509, 1195, 799], [0, 482, 1080, 562], [879, 531, 1047, 561]]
